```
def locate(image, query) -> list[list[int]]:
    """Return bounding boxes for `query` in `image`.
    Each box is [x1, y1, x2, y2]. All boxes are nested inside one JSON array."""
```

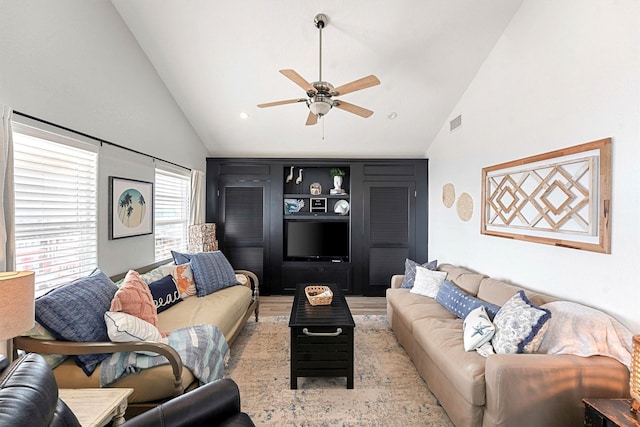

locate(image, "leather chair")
[[0, 353, 254, 427]]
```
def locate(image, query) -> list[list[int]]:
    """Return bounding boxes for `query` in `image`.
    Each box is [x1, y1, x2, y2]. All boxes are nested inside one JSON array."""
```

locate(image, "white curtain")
[[0, 106, 15, 272], [190, 169, 206, 226]]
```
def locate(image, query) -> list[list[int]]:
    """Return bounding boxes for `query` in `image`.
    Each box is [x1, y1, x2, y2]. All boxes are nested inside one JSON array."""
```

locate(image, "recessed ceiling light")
[[387, 112, 398, 120], [240, 112, 249, 119]]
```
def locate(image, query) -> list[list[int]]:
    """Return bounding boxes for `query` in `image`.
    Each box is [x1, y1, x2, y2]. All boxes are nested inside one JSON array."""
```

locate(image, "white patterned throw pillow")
[[491, 291, 551, 354], [410, 266, 447, 298], [463, 306, 496, 351]]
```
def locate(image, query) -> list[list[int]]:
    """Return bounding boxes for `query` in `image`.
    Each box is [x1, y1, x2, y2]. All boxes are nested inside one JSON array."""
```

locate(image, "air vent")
[[450, 114, 462, 132]]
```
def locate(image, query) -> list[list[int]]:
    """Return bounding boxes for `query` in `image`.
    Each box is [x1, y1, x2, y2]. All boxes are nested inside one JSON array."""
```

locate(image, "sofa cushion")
[[400, 258, 437, 288], [476, 277, 556, 307], [412, 317, 488, 406], [437, 264, 485, 296], [436, 280, 500, 320], [104, 311, 168, 355], [110, 270, 159, 328], [171, 250, 240, 297], [148, 275, 183, 313], [35, 269, 118, 376], [162, 263, 197, 298], [410, 266, 447, 298], [491, 291, 551, 354], [157, 284, 253, 340], [463, 306, 496, 351]]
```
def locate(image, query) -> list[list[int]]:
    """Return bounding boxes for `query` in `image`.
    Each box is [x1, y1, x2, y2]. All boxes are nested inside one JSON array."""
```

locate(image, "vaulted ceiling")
[[112, 1, 523, 158]]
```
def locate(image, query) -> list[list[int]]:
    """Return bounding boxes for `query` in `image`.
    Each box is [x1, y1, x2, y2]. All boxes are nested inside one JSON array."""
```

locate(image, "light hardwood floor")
[[258, 295, 387, 317]]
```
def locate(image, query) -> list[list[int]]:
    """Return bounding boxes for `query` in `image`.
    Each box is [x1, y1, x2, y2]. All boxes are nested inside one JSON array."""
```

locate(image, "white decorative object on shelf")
[[295, 168, 303, 184], [285, 166, 294, 183], [334, 200, 350, 215]]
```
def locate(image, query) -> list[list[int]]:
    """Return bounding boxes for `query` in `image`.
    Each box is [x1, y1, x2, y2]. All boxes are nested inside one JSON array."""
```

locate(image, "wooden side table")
[[59, 388, 133, 427], [583, 398, 640, 427]]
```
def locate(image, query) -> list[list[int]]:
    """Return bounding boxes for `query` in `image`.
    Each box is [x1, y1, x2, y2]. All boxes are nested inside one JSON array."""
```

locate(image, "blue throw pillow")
[[171, 250, 239, 297], [435, 280, 500, 320], [35, 269, 118, 376], [401, 258, 437, 288], [148, 275, 182, 313], [171, 250, 190, 266]]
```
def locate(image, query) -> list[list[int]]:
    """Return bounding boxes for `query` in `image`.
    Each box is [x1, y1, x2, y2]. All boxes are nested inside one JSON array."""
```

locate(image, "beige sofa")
[[15, 260, 259, 415], [386, 263, 630, 427]]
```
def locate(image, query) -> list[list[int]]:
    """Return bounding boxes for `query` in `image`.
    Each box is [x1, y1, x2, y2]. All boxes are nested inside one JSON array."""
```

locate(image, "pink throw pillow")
[[110, 270, 160, 329]]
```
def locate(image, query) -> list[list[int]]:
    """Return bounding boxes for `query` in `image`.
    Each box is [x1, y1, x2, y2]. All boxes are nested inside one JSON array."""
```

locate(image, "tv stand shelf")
[[285, 213, 349, 220]]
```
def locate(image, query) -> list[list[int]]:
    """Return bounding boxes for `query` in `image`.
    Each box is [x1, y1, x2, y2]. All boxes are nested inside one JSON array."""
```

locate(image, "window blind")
[[154, 168, 190, 261], [13, 125, 98, 294]]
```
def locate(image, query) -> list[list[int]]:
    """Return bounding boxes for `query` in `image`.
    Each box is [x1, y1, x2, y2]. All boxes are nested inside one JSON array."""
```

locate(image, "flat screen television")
[[285, 221, 349, 261]]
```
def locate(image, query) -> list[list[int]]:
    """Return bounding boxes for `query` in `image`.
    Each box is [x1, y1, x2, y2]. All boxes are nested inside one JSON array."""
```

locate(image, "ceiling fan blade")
[[332, 75, 380, 96], [305, 111, 318, 126], [280, 69, 317, 93], [257, 98, 307, 108], [334, 100, 374, 118]]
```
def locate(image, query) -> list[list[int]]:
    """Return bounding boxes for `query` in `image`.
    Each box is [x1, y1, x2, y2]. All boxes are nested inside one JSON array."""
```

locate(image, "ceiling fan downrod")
[[314, 14, 327, 85]]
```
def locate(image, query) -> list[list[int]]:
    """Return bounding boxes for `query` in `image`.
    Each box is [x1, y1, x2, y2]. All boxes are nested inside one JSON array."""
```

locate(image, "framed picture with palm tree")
[[108, 176, 154, 239]]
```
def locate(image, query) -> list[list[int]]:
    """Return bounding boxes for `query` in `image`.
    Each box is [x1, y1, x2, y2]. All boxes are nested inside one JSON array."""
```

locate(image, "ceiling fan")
[[258, 13, 380, 126]]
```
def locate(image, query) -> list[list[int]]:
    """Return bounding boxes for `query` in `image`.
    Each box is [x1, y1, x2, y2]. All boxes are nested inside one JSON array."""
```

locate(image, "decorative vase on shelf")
[[333, 176, 343, 191], [329, 168, 346, 195]]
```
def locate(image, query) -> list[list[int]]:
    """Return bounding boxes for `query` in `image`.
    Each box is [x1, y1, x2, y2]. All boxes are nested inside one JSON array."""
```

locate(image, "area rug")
[[225, 315, 454, 426]]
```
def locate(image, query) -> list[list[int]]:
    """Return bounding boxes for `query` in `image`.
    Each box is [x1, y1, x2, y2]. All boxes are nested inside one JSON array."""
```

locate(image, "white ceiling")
[[112, 1, 523, 158]]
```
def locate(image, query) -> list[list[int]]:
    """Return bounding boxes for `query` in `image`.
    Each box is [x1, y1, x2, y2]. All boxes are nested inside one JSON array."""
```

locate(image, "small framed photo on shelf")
[[310, 198, 327, 212]]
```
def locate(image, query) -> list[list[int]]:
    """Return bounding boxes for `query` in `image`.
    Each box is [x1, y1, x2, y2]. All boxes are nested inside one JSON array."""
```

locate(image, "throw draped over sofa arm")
[[14, 338, 185, 397]]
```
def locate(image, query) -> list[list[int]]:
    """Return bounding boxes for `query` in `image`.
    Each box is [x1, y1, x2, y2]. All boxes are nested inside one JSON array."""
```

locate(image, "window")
[[12, 123, 98, 294], [154, 167, 190, 261]]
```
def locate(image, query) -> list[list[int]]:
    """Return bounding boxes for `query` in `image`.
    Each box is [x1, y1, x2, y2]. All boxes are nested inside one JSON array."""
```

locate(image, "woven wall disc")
[[442, 183, 455, 208], [456, 192, 473, 221]]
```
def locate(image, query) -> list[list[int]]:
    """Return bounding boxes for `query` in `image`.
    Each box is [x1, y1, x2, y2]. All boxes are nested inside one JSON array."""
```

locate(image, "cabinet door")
[[218, 181, 270, 291], [362, 182, 415, 296]]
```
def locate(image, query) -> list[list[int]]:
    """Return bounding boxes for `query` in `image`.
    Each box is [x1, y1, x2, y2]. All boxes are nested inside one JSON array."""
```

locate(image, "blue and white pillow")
[[435, 280, 500, 320], [400, 258, 438, 289], [171, 250, 239, 297], [463, 306, 496, 351], [491, 291, 551, 354], [35, 269, 118, 376], [148, 275, 182, 313]]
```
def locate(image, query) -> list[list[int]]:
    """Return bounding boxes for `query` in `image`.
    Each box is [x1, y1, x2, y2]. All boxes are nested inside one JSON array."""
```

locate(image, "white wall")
[[0, 1, 210, 274], [427, 0, 640, 331]]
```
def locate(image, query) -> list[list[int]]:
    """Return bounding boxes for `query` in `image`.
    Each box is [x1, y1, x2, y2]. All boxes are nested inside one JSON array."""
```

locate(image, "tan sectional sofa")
[[15, 260, 259, 415], [386, 263, 631, 427]]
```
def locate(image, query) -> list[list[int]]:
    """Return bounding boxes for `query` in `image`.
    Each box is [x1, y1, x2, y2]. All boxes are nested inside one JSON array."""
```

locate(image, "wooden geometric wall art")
[[481, 138, 611, 253]]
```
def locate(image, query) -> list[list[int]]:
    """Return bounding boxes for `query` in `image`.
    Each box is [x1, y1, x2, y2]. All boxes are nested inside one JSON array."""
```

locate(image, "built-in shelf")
[[284, 193, 350, 198], [284, 213, 350, 220]]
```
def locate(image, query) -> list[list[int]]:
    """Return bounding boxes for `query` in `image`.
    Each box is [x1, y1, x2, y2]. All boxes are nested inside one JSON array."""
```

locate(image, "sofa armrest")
[[14, 336, 185, 397], [121, 378, 254, 427], [235, 269, 260, 301], [391, 275, 404, 289], [484, 353, 630, 427]]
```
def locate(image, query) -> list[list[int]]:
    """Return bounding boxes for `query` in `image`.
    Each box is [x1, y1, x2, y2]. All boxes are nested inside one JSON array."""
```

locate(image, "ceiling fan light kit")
[[258, 13, 380, 126]]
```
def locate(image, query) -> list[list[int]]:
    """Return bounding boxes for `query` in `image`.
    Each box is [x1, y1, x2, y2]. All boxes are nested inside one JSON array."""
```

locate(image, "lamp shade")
[[631, 335, 640, 412], [188, 223, 218, 253], [0, 271, 35, 340]]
